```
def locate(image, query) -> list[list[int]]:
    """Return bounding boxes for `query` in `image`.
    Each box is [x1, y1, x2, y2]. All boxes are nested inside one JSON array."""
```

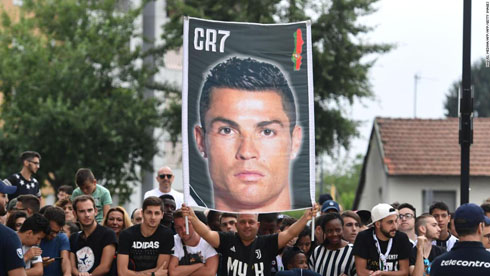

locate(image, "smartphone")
[[53, 257, 63, 261]]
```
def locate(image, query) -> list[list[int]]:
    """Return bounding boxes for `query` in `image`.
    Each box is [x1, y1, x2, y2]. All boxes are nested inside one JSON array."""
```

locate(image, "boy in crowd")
[[429, 202, 458, 251], [117, 197, 173, 275], [169, 209, 218, 276], [354, 203, 412, 275], [17, 213, 51, 276], [397, 203, 417, 246], [69, 195, 116, 275], [220, 213, 237, 233], [71, 168, 112, 223], [409, 214, 445, 276], [57, 185, 73, 202], [40, 206, 71, 276]]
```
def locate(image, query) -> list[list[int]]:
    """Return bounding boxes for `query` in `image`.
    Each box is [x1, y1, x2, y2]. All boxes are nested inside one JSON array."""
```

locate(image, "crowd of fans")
[[1, 151, 490, 276]]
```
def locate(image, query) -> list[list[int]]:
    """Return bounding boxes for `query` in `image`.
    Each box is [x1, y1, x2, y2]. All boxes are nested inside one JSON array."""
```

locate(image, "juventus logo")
[[255, 249, 262, 259]]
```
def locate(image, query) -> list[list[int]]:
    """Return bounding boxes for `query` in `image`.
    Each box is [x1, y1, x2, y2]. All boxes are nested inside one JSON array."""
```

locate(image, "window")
[[422, 190, 456, 213]]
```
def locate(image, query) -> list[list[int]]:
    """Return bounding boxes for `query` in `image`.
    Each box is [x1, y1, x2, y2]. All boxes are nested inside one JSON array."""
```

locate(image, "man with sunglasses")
[[144, 166, 186, 209], [4, 151, 42, 201]]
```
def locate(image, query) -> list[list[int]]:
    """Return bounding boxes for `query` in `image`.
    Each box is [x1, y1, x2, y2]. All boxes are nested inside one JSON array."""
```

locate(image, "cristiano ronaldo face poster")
[[182, 17, 315, 213]]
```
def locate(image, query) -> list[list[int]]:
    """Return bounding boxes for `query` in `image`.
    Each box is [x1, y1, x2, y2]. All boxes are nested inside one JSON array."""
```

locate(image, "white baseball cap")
[[368, 203, 398, 226]]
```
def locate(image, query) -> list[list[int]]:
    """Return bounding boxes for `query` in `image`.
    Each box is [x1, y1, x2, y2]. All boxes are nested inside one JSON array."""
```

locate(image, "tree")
[[444, 59, 490, 117], [160, 0, 391, 155], [0, 0, 165, 202], [321, 154, 363, 210]]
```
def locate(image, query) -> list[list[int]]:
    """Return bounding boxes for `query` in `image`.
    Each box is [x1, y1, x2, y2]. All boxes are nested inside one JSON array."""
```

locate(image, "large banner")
[[182, 17, 315, 213]]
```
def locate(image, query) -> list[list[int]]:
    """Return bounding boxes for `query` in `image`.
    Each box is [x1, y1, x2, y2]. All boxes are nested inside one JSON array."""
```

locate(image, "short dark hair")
[[282, 246, 305, 270], [220, 213, 237, 224], [159, 194, 175, 202], [18, 194, 40, 213], [429, 202, 450, 214], [398, 203, 417, 217], [6, 211, 27, 231], [72, 195, 96, 212], [65, 221, 80, 235], [258, 213, 278, 223], [58, 185, 74, 195], [142, 196, 163, 212], [481, 203, 490, 214], [19, 213, 50, 235], [173, 209, 184, 219], [55, 198, 72, 209], [75, 168, 96, 187], [44, 206, 66, 227], [341, 211, 361, 226], [20, 151, 41, 162], [199, 57, 297, 132], [415, 213, 434, 236], [279, 216, 297, 231], [454, 221, 480, 236]]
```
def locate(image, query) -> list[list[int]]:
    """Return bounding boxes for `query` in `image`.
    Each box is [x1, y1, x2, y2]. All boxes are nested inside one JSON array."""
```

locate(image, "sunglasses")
[[159, 174, 173, 179]]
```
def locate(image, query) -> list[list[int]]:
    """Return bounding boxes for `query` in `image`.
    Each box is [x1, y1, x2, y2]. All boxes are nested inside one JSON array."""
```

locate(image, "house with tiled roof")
[[353, 117, 490, 213]]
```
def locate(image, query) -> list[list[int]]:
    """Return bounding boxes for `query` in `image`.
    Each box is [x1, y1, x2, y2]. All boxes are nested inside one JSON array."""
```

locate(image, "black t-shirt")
[[430, 241, 490, 276], [4, 173, 40, 200], [69, 224, 117, 274], [409, 245, 446, 266], [118, 224, 174, 271], [353, 228, 412, 271], [217, 232, 279, 276]]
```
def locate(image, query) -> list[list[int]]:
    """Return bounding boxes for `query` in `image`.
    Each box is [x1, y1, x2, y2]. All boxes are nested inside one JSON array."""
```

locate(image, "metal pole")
[[459, 0, 473, 205], [414, 74, 419, 118]]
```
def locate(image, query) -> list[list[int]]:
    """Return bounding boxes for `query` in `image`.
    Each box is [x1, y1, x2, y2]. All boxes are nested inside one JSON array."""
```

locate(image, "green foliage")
[[444, 59, 490, 117], [321, 154, 363, 210], [0, 0, 164, 202], [161, 0, 391, 155]]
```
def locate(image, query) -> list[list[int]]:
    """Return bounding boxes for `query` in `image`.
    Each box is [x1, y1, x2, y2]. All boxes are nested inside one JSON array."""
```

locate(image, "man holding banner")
[[181, 204, 318, 276], [183, 17, 315, 213]]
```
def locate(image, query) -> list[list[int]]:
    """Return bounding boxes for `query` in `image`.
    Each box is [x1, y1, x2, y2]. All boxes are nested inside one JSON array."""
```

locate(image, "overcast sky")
[[343, 0, 488, 160]]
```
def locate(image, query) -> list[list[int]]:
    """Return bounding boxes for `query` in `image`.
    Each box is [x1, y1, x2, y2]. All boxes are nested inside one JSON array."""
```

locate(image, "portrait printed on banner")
[[183, 18, 314, 213]]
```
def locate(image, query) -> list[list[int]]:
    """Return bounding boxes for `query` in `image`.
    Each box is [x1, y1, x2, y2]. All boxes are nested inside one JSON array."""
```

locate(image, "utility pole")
[[413, 74, 420, 118], [459, 0, 473, 205]]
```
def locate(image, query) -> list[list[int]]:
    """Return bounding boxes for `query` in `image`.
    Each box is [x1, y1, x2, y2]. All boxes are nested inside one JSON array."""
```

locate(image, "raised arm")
[[181, 205, 220, 248], [278, 203, 318, 249]]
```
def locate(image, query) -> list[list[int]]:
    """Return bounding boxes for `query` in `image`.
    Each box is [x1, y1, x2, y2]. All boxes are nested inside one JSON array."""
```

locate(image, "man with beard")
[[169, 209, 218, 276], [69, 195, 117, 275], [409, 214, 445, 276], [0, 180, 26, 275], [4, 151, 41, 200], [181, 203, 318, 276], [353, 203, 412, 276], [117, 196, 174, 275]]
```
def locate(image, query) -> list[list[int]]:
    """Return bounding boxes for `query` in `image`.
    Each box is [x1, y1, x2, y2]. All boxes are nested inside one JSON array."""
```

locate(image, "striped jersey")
[[309, 244, 356, 276]]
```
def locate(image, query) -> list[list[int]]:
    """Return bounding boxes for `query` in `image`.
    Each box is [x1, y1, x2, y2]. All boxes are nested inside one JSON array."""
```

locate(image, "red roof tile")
[[375, 117, 490, 176]]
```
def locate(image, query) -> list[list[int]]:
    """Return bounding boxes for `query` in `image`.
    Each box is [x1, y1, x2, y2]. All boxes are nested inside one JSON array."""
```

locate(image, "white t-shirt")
[[22, 245, 42, 269], [144, 188, 197, 209], [172, 235, 217, 263]]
